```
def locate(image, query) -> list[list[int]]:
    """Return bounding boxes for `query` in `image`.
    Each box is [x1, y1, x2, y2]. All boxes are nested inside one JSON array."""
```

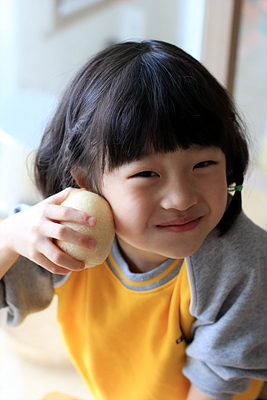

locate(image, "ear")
[[71, 166, 88, 189]]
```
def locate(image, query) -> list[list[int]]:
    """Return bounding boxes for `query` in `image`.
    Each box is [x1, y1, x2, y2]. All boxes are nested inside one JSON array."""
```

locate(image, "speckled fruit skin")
[[57, 190, 115, 268]]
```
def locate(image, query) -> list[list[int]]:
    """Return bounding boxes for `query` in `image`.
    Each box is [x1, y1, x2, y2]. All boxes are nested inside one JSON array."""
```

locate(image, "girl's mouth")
[[156, 217, 201, 233]]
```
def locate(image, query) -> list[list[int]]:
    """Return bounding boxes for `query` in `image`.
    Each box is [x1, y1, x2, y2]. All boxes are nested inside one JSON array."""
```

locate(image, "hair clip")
[[235, 185, 243, 192]]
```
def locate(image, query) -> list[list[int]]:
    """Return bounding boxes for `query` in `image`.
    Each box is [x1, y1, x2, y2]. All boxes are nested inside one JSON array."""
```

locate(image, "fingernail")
[[88, 216, 96, 226]]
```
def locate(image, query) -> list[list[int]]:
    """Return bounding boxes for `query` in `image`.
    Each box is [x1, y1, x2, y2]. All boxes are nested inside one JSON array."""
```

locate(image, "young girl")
[[0, 40, 267, 400]]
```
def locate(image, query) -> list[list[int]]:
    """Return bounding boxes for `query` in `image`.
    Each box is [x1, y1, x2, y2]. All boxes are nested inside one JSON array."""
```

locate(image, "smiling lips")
[[156, 217, 201, 233]]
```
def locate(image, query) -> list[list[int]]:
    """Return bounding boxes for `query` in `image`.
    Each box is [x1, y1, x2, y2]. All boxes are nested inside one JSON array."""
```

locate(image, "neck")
[[116, 237, 168, 273]]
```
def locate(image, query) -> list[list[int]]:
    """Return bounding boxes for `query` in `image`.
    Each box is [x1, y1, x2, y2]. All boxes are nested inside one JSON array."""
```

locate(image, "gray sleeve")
[[0, 204, 66, 326], [0, 256, 55, 326], [183, 213, 267, 399]]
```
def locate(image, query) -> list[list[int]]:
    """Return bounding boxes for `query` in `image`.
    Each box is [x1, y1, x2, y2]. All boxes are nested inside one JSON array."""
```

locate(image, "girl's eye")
[[133, 171, 158, 178], [194, 160, 216, 169]]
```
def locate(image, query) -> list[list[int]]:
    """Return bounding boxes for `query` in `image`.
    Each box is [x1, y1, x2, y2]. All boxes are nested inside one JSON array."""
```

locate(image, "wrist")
[[0, 218, 20, 279]]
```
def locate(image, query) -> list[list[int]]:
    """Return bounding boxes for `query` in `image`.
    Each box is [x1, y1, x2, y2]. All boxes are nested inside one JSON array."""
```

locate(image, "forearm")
[[0, 218, 19, 279], [186, 384, 232, 400]]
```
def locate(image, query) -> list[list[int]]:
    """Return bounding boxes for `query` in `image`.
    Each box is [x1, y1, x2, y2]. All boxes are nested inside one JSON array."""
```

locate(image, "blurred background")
[[0, 0, 266, 399]]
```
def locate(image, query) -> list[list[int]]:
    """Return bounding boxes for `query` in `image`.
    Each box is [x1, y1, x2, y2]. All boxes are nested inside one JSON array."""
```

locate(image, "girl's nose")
[[160, 180, 198, 211]]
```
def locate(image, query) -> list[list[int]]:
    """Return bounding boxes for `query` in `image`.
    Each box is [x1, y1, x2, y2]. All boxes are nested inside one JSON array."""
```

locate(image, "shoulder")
[[193, 211, 267, 263], [186, 212, 267, 317]]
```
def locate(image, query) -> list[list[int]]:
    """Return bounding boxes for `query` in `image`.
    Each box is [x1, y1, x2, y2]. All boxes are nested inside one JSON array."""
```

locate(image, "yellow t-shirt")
[[55, 250, 263, 400]]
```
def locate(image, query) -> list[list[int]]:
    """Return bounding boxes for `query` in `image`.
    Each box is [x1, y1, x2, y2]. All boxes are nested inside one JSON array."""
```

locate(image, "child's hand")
[[0, 188, 96, 276]]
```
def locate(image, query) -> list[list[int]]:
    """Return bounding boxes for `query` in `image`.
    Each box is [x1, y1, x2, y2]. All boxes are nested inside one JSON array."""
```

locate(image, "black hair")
[[35, 40, 249, 235]]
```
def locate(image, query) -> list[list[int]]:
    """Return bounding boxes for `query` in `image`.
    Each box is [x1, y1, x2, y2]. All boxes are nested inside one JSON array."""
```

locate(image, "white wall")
[[1, 0, 203, 214], [14, 0, 182, 96]]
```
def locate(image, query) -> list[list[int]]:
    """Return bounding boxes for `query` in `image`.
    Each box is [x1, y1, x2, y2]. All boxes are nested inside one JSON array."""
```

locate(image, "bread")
[[57, 190, 115, 268]]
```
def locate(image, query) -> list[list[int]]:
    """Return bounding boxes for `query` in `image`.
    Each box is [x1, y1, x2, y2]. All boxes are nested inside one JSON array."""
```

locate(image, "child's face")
[[100, 146, 228, 273]]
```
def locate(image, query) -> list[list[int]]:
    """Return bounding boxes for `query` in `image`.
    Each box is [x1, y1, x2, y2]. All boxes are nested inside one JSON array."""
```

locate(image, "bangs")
[[35, 39, 249, 234], [92, 48, 229, 172]]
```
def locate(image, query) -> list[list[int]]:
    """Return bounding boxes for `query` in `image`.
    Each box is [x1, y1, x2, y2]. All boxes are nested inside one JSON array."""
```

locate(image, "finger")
[[44, 204, 96, 227], [45, 187, 80, 206], [49, 221, 96, 249], [34, 253, 76, 275], [39, 240, 86, 271]]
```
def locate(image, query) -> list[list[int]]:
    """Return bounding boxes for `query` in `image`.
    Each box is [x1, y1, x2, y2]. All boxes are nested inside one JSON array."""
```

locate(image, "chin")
[[160, 238, 207, 259]]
